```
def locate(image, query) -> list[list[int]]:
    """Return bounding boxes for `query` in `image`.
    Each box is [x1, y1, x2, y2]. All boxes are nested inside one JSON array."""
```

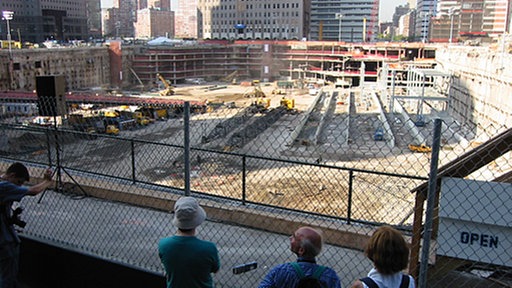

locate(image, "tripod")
[[38, 113, 87, 203]]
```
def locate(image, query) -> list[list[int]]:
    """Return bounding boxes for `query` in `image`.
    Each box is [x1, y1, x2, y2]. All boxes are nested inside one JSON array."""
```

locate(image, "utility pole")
[[335, 12, 343, 42], [448, 7, 456, 44], [2, 10, 14, 90], [2, 11, 14, 58]]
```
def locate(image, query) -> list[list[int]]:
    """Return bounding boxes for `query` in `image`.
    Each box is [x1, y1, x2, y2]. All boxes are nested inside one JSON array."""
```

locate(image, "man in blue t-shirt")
[[258, 226, 342, 288], [158, 196, 220, 288], [0, 162, 53, 288]]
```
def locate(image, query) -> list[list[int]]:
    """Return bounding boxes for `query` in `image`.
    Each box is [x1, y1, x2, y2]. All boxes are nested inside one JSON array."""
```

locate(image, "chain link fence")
[[0, 81, 510, 287]]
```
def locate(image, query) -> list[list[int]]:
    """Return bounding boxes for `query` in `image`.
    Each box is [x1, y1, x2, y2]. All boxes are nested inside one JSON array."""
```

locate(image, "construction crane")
[[157, 73, 175, 96], [129, 68, 145, 91]]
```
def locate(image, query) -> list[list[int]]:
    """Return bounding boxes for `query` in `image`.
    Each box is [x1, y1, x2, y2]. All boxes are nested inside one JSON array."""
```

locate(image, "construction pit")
[[3, 79, 488, 226], [91, 81, 465, 224]]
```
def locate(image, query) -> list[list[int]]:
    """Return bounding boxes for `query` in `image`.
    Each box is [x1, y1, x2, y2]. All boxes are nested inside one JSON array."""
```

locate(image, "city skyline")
[[100, 0, 408, 23]]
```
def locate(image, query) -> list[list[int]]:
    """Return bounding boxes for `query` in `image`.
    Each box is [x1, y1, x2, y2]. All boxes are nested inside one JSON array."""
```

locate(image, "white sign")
[[438, 177, 512, 267]]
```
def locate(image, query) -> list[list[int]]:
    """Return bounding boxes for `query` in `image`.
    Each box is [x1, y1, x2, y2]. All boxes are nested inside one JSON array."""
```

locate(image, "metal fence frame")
[[1, 95, 511, 287]]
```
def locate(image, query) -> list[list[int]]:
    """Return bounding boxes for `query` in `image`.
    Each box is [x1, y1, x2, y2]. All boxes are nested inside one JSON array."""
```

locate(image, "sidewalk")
[[19, 190, 370, 288]]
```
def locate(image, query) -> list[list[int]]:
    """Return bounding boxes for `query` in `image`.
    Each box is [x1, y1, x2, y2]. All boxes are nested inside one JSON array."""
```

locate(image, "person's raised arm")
[[27, 168, 53, 195]]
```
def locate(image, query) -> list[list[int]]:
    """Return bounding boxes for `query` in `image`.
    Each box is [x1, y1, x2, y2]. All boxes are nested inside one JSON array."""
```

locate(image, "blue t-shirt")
[[0, 181, 29, 244], [258, 261, 341, 288], [158, 235, 220, 288]]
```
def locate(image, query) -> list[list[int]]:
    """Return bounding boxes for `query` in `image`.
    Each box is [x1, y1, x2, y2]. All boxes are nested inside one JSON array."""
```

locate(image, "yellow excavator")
[[244, 85, 266, 98], [157, 73, 175, 96]]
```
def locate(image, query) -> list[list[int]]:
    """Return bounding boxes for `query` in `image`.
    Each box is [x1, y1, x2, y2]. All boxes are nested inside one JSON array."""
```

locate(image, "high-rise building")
[[103, 8, 122, 37], [40, 0, 90, 41], [197, 0, 311, 40], [134, 0, 173, 39], [416, 0, 438, 42], [145, 0, 171, 10], [104, 0, 172, 39], [115, 0, 137, 38], [393, 4, 411, 27], [175, 0, 198, 39], [0, 0, 44, 43], [1, 0, 99, 43], [135, 8, 174, 39], [309, 0, 379, 42], [398, 11, 416, 39], [87, 0, 102, 39], [430, 0, 510, 42], [482, 0, 510, 36]]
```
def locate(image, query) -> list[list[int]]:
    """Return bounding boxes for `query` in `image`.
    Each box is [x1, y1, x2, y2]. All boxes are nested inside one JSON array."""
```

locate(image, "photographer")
[[0, 162, 53, 288]]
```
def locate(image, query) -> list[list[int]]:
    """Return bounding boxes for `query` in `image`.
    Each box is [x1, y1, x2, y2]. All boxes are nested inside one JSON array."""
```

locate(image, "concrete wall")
[[19, 236, 165, 288], [0, 47, 111, 92], [436, 46, 512, 140]]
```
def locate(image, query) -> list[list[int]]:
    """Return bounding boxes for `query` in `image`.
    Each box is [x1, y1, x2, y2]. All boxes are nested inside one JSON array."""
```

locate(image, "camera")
[[232, 262, 257, 274], [8, 207, 26, 228]]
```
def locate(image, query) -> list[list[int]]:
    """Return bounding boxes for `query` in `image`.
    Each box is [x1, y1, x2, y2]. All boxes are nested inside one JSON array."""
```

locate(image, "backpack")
[[290, 262, 327, 288], [360, 274, 410, 288]]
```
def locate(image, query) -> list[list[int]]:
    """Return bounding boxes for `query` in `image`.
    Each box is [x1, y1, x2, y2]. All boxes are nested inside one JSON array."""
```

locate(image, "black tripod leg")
[[59, 167, 88, 197], [37, 168, 58, 204]]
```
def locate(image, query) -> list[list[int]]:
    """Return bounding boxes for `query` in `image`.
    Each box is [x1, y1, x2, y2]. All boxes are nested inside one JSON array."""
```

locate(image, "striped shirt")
[[258, 260, 341, 288]]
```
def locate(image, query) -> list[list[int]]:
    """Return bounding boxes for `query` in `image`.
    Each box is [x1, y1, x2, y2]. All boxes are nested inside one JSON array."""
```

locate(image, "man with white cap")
[[158, 196, 220, 288]]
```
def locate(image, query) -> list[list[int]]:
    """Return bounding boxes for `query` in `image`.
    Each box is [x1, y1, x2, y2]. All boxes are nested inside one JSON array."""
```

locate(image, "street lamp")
[[2, 11, 14, 58], [448, 7, 456, 44], [335, 12, 343, 42]]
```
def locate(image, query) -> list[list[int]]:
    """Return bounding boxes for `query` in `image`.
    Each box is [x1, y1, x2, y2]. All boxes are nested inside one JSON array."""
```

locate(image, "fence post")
[[242, 155, 246, 205], [131, 139, 136, 184], [347, 170, 353, 224], [418, 118, 442, 287], [184, 102, 190, 196]]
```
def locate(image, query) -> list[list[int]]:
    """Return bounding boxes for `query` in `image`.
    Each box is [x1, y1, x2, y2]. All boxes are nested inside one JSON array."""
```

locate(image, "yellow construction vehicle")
[[105, 125, 120, 135], [408, 144, 432, 153], [133, 111, 150, 125], [271, 87, 286, 95], [256, 98, 270, 109], [244, 85, 266, 98], [280, 97, 295, 110], [249, 98, 270, 113], [157, 73, 175, 96]]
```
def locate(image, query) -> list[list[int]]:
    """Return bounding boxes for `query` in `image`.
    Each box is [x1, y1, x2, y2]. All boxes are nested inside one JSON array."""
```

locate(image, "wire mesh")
[[0, 84, 511, 287]]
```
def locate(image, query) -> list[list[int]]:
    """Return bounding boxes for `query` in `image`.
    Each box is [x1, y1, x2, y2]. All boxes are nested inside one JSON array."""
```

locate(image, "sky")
[[101, 0, 408, 23]]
